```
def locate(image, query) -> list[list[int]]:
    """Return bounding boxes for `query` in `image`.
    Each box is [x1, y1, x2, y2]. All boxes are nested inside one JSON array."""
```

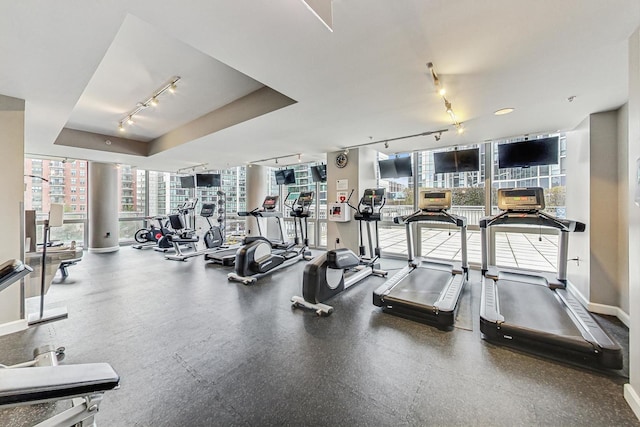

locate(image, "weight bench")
[[0, 346, 120, 427]]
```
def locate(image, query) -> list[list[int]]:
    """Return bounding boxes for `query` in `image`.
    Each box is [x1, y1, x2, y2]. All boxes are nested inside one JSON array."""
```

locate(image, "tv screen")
[[311, 165, 327, 182], [394, 156, 413, 178], [378, 156, 412, 178], [378, 159, 397, 179], [434, 148, 480, 174], [275, 169, 296, 185], [180, 176, 195, 189], [498, 137, 559, 168], [196, 173, 221, 187]]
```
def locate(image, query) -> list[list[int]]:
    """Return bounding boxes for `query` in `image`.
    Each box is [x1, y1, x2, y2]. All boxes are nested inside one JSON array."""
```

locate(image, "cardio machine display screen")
[[263, 196, 279, 209], [298, 192, 314, 204], [363, 188, 385, 206], [418, 190, 451, 210], [498, 188, 545, 211]]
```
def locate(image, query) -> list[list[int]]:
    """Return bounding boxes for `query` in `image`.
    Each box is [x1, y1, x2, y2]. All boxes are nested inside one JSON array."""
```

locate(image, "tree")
[[451, 187, 485, 206]]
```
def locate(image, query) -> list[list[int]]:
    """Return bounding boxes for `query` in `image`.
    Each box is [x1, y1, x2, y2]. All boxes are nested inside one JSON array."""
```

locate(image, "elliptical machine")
[[228, 192, 314, 285], [292, 188, 388, 316]]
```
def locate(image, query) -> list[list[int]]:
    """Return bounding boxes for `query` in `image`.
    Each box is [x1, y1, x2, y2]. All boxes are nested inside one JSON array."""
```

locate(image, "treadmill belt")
[[498, 280, 582, 337], [386, 269, 452, 308]]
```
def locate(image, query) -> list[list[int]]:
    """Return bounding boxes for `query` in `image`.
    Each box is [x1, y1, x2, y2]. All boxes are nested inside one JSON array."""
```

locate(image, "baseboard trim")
[[567, 282, 630, 327], [0, 319, 28, 337], [88, 246, 120, 253], [624, 384, 640, 421]]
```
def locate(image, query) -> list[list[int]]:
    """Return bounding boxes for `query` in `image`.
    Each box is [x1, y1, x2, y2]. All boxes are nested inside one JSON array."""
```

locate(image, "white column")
[[88, 162, 120, 252], [245, 165, 268, 237], [0, 94, 27, 336]]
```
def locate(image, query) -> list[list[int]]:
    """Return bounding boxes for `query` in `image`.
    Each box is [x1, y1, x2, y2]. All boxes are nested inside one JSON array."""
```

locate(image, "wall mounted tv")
[[433, 148, 480, 174], [275, 169, 296, 185], [498, 136, 559, 168], [378, 155, 413, 179], [311, 164, 327, 183], [179, 176, 195, 189], [196, 173, 221, 187]]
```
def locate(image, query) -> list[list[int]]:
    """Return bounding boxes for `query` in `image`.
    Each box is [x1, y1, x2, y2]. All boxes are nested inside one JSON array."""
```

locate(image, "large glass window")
[[376, 153, 414, 256], [24, 157, 88, 246], [414, 144, 485, 264]]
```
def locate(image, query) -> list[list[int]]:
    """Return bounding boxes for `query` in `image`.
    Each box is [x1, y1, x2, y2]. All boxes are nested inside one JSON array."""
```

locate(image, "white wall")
[[617, 103, 630, 315], [566, 117, 591, 300], [625, 26, 640, 420], [0, 94, 26, 336]]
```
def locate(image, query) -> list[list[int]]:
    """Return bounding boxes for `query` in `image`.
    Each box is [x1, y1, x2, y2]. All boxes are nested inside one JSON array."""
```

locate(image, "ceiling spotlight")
[[384, 141, 389, 149], [438, 88, 446, 97], [150, 97, 158, 106], [118, 123, 125, 132], [567, 95, 576, 102], [127, 116, 134, 125], [169, 83, 177, 93], [434, 133, 441, 142], [494, 108, 514, 116], [297, 154, 302, 162], [344, 148, 349, 155], [275, 158, 279, 164], [457, 126, 465, 135]]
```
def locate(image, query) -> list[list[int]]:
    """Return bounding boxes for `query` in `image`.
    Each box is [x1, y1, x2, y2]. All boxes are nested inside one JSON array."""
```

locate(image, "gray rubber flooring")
[[0, 248, 637, 426]]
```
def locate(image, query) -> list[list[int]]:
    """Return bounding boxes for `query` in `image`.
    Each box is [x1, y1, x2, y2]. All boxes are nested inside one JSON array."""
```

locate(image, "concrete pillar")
[[625, 25, 640, 421], [245, 164, 268, 238], [326, 147, 377, 254], [0, 94, 26, 336], [88, 162, 120, 252]]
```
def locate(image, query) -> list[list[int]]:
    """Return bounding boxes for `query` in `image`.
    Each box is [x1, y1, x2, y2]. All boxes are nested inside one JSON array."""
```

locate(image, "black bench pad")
[[0, 363, 119, 406]]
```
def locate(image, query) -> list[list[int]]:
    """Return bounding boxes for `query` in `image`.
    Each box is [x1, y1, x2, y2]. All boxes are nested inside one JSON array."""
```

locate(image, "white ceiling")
[[1, 0, 639, 172]]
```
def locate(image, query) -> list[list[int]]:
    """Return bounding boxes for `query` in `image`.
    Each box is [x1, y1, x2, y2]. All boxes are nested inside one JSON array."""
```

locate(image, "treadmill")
[[373, 189, 468, 329], [480, 187, 622, 369]]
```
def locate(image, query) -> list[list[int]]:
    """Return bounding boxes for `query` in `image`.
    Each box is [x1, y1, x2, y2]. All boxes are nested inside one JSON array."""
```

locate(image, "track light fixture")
[[118, 76, 181, 131], [384, 141, 389, 149], [248, 153, 305, 166], [434, 132, 442, 142], [341, 129, 448, 152], [176, 163, 208, 174], [427, 62, 463, 134]]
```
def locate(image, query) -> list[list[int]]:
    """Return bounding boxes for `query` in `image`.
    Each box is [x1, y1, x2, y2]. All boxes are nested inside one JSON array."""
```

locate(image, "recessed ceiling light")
[[494, 108, 515, 116]]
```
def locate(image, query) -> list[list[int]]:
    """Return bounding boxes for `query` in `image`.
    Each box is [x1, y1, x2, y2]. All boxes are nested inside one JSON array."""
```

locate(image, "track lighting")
[[275, 158, 279, 164], [427, 62, 463, 134], [297, 154, 302, 162], [384, 141, 389, 149], [118, 76, 180, 131], [434, 132, 442, 142]]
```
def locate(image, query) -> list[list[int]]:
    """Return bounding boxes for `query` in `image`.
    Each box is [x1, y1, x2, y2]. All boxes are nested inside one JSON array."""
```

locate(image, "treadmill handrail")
[[394, 209, 466, 227], [479, 210, 585, 232]]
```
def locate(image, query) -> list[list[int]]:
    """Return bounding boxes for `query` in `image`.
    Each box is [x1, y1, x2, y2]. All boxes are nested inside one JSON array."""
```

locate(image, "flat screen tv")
[[498, 136, 559, 168], [434, 148, 480, 174], [179, 176, 195, 189], [378, 155, 413, 179], [275, 168, 296, 185], [311, 164, 327, 183], [394, 156, 413, 178], [196, 173, 221, 187]]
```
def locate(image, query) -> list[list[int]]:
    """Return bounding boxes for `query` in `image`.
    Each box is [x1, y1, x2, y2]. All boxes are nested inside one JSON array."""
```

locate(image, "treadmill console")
[[418, 190, 451, 211], [497, 187, 545, 211], [362, 188, 385, 207], [262, 196, 279, 211]]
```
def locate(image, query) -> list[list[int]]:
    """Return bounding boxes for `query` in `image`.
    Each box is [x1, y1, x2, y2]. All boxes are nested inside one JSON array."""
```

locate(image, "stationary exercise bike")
[[292, 188, 388, 315], [132, 215, 171, 249], [154, 199, 198, 253], [165, 202, 226, 261], [228, 191, 314, 285]]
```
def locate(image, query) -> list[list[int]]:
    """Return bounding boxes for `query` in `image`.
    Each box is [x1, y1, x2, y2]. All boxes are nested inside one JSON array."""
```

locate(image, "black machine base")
[[479, 318, 624, 370]]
